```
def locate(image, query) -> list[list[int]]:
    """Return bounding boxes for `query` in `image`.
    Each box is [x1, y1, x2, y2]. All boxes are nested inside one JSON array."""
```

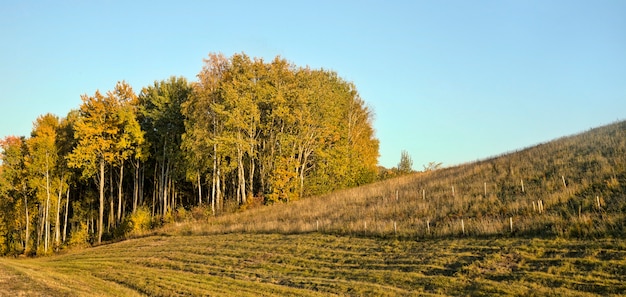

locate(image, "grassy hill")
[[175, 120, 626, 239], [0, 120, 625, 296]]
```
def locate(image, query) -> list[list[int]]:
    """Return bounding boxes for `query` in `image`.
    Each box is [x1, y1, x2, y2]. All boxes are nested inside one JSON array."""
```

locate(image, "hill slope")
[[1, 120, 625, 296], [178, 120, 626, 239]]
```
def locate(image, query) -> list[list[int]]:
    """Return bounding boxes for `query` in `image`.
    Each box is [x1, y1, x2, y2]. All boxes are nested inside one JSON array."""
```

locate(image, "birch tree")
[[68, 90, 118, 244], [183, 53, 229, 213], [26, 114, 61, 253]]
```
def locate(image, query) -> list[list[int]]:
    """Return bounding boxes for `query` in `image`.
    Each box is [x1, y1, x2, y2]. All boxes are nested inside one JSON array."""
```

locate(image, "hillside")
[[0, 120, 625, 296], [172, 120, 626, 239]]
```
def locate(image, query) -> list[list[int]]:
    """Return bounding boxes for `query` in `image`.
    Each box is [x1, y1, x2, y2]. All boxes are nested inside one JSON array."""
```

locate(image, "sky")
[[1, 0, 625, 169]]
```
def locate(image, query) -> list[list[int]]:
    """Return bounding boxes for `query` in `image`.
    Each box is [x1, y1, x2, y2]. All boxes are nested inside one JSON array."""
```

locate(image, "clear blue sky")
[[1, 0, 625, 169]]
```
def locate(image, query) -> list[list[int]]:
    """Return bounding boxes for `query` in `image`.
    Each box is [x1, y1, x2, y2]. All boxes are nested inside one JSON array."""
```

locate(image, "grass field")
[[1, 121, 624, 296], [1, 231, 626, 296]]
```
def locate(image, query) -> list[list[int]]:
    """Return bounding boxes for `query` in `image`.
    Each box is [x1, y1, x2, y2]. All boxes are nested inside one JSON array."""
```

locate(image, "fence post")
[[461, 219, 465, 235], [484, 182, 487, 197]]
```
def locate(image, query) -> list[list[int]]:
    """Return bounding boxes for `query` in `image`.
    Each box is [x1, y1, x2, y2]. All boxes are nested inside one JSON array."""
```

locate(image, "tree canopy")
[[0, 52, 379, 254]]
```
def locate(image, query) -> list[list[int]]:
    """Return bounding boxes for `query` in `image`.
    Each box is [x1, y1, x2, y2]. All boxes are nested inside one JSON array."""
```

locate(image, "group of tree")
[[0, 53, 379, 255]]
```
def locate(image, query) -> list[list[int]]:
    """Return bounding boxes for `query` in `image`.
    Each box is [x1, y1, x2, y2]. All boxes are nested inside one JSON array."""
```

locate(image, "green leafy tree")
[[182, 53, 229, 213], [139, 77, 190, 216], [398, 150, 413, 174]]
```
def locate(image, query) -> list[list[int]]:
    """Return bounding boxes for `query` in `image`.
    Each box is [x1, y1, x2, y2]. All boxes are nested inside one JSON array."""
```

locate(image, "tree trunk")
[[211, 144, 217, 215], [23, 192, 29, 253], [162, 160, 171, 216], [249, 151, 254, 199], [160, 138, 168, 216], [98, 159, 105, 244], [152, 164, 158, 216], [44, 153, 50, 253], [249, 134, 255, 199], [54, 184, 62, 249], [237, 142, 246, 205], [197, 170, 202, 205], [108, 164, 114, 231], [63, 188, 69, 243], [37, 204, 44, 251], [133, 160, 139, 213], [117, 161, 124, 222], [139, 163, 144, 207], [219, 168, 224, 211]]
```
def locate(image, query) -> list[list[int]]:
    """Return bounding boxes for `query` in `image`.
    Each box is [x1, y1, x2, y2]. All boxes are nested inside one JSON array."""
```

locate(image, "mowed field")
[[1, 232, 626, 296]]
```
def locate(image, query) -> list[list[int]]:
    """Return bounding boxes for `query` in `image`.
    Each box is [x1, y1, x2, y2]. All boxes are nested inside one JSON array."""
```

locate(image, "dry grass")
[[168, 120, 626, 239], [1, 234, 625, 296], [1, 121, 624, 296]]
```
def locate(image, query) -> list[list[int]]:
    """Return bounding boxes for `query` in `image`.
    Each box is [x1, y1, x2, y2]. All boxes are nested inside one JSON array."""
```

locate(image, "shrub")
[[190, 205, 211, 221], [129, 207, 152, 236], [68, 222, 91, 248]]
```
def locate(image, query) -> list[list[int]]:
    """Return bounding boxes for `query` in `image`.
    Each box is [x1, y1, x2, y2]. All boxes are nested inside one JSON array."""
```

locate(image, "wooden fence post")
[[461, 219, 465, 235], [484, 182, 487, 197]]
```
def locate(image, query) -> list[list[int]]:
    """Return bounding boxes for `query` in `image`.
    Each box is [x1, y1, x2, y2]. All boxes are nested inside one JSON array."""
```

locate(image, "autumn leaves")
[[0, 52, 379, 252]]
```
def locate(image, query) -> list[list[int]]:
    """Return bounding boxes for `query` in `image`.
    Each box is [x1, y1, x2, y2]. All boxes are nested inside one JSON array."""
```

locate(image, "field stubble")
[[1, 233, 626, 296]]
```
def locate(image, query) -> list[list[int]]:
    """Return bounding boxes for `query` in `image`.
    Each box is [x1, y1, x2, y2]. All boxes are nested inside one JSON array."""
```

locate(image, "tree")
[[219, 53, 262, 204], [423, 161, 442, 172], [184, 53, 380, 205], [56, 111, 79, 245], [108, 82, 145, 223], [0, 136, 30, 254], [1, 52, 382, 253], [68, 90, 113, 244], [68, 82, 142, 244], [139, 77, 190, 216], [26, 113, 60, 253], [183, 53, 230, 214], [398, 150, 413, 174]]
